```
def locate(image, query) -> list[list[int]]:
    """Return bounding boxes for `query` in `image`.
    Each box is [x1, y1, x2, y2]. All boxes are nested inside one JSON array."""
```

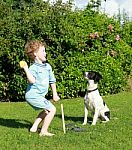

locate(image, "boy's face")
[[35, 46, 46, 62]]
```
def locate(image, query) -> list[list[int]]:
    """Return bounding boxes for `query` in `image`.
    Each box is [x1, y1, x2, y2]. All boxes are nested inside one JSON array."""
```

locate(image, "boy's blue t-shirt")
[[25, 62, 56, 99]]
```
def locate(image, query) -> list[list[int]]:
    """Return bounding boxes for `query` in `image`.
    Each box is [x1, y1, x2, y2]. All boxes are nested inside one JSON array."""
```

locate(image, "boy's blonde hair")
[[25, 40, 46, 59]]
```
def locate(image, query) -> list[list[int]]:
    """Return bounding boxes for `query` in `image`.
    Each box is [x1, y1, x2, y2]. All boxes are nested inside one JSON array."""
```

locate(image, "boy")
[[20, 40, 60, 136]]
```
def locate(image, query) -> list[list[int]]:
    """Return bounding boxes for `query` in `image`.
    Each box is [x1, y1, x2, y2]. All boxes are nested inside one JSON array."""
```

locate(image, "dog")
[[83, 71, 110, 125]]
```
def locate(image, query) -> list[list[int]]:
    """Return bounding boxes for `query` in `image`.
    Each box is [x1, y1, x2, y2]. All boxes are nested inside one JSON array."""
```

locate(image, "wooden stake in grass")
[[61, 104, 66, 134]]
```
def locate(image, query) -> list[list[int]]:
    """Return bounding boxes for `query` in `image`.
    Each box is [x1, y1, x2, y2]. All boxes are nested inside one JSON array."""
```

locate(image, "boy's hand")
[[19, 61, 28, 70], [53, 94, 60, 102]]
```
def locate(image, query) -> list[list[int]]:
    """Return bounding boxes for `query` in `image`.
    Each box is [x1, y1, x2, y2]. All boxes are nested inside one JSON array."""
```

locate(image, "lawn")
[[0, 92, 132, 150]]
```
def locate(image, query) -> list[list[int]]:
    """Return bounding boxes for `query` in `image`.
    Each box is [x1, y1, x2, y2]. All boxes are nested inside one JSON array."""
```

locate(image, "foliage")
[[0, 0, 132, 101], [121, 21, 132, 48]]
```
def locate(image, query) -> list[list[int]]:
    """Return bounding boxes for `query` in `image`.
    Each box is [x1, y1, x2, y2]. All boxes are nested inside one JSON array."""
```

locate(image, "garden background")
[[0, 0, 132, 102]]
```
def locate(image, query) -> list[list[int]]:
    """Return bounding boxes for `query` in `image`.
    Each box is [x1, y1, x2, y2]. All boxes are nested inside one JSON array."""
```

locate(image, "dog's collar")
[[87, 88, 98, 93]]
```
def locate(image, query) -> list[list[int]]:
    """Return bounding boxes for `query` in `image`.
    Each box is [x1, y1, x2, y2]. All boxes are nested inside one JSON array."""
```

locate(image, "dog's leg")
[[92, 109, 99, 125], [101, 118, 109, 123], [83, 107, 88, 125], [101, 111, 110, 123], [101, 115, 110, 123]]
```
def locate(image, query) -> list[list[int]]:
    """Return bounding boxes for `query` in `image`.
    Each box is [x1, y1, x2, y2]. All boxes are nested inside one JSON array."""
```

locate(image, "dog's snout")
[[84, 72, 88, 77]]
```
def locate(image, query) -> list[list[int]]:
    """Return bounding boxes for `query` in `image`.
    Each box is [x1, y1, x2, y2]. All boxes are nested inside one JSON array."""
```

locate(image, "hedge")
[[0, 0, 132, 101]]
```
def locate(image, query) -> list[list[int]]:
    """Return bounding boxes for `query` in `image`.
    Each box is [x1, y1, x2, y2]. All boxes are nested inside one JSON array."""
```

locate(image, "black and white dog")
[[83, 71, 110, 125]]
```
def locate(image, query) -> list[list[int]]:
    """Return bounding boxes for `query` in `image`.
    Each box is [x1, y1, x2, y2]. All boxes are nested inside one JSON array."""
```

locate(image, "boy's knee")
[[53, 106, 56, 114], [50, 106, 56, 114], [47, 106, 56, 115]]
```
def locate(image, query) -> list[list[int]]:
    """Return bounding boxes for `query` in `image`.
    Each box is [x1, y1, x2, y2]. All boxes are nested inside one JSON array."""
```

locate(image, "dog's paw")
[[82, 122, 87, 125], [91, 123, 96, 126], [102, 120, 109, 123]]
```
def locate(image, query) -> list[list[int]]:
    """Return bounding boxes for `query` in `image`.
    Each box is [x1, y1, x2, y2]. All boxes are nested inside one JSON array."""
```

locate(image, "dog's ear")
[[94, 72, 102, 83]]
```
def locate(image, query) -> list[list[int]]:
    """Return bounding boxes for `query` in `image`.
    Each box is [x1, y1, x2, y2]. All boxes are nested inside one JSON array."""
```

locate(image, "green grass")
[[0, 92, 132, 150]]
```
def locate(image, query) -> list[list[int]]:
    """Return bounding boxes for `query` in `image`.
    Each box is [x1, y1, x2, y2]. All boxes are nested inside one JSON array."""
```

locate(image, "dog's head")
[[84, 71, 102, 83]]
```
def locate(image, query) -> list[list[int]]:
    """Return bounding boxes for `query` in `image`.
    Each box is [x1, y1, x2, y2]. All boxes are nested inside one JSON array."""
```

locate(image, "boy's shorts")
[[26, 96, 55, 111]]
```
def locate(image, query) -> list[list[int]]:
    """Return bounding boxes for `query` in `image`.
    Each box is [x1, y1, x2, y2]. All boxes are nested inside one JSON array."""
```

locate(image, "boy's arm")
[[20, 62, 36, 84], [50, 83, 60, 102]]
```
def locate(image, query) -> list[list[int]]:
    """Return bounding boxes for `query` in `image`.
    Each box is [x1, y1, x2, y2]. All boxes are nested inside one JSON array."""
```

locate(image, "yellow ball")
[[19, 61, 26, 68]]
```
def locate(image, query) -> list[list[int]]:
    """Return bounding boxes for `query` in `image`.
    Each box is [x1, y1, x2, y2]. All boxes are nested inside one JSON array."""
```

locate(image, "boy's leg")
[[30, 110, 48, 132], [39, 106, 56, 136]]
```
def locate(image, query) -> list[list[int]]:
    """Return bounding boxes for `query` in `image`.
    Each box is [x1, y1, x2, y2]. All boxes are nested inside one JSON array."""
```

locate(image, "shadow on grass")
[[0, 118, 32, 129], [56, 114, 93, 124]]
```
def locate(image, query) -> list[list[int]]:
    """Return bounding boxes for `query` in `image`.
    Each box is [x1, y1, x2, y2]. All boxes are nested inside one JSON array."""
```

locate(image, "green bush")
[[54, 51, 126, 98], [0, 0, 132, 101]]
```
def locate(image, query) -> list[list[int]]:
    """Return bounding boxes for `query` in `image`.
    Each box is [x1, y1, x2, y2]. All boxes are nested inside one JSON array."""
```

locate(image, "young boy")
[[20, 40, 60, 136]]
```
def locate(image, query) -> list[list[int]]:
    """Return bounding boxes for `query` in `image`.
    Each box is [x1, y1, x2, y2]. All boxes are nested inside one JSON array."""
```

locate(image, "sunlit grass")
[[0, 92, 132, 150]]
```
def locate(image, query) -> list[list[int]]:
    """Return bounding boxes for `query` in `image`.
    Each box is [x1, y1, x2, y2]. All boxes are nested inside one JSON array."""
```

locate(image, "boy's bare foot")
[[30, 127, 37, 133], [39, 132, 55, 137]]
